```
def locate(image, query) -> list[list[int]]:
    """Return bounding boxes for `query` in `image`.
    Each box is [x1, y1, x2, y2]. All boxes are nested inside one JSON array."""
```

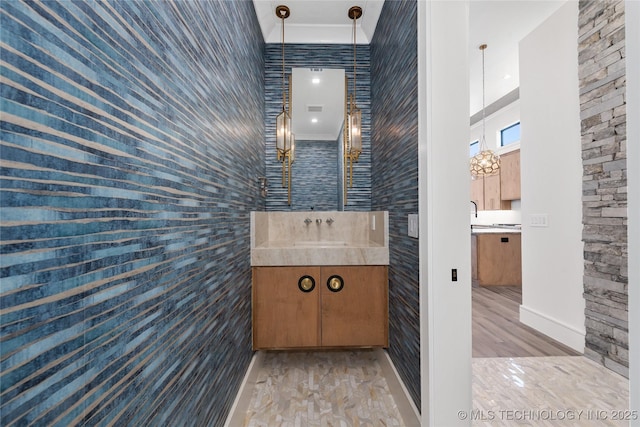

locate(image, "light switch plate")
[[529, 213, 549, 227], [408, 214, 419, 238]]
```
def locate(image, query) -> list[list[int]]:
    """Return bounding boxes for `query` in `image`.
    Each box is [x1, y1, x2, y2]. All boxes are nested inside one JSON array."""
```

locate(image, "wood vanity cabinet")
[[252, 265, 389, 350], [252, 266, 320, 349]]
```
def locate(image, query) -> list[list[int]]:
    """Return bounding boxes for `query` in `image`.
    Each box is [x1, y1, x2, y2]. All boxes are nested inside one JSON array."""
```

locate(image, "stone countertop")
[[251, 244, 389, 266], [251, 211, 389, 266], [471, 225, 522, 234]]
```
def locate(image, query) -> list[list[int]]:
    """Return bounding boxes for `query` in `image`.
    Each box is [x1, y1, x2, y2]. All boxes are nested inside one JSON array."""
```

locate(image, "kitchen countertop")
[[471, 224, 521, 234]]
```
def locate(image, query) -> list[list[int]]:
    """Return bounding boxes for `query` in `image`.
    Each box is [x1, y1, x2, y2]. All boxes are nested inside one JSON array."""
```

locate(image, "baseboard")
[[224, 351, 265, 427], [374, 348, 421, 427], [519, 305, 585, 353]]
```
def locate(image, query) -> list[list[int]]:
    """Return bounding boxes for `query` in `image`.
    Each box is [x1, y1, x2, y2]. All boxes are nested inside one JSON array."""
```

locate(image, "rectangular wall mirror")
[[291, 68, 346, 211]]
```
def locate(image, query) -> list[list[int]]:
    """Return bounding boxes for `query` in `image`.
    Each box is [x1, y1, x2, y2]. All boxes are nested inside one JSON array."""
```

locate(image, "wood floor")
[[473, 285, 580, 358]]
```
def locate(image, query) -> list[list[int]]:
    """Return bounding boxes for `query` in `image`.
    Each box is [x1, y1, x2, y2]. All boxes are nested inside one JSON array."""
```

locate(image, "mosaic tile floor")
[[241, 353, 630, 426], [242, 350, 405, 426]]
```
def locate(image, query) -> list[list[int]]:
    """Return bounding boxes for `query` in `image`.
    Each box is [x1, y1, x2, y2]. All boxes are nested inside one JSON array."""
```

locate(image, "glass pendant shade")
[[276, 108, 292, 159], [290, 133, 296, 163], [348, 105, 362, 157]]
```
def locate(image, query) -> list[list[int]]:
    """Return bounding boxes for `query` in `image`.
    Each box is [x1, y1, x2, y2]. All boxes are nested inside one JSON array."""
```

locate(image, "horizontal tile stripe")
[[1, 1, 263, 425]]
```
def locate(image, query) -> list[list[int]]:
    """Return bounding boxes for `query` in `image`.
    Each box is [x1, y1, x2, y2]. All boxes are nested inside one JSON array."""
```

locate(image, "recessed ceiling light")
[[311, 118, 318, 123], [312, 78, 320, 84], [503, 74, 512, 80]]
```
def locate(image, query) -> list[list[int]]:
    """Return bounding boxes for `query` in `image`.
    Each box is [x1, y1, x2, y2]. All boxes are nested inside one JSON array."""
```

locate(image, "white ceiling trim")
[[252, 0, 384, 44]]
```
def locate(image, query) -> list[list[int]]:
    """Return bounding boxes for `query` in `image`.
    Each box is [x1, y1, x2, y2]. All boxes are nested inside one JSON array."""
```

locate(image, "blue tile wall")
[[265, 44, 371, 211], [1, 1, 264, 425], [290, 139, 339, 211], [371, 0, 420, 410]]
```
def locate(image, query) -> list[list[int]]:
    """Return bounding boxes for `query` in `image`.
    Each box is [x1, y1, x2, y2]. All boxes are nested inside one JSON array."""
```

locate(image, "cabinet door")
[[483, 174, 501, 210], [320, 266, 388, 347], [500, 150, 521, 200], [484, 174, 511, 210], [476, 234, 522, 286], [471, 234, 478, 286], [252, 266, 320, 349], [470, 178, 485, 210]]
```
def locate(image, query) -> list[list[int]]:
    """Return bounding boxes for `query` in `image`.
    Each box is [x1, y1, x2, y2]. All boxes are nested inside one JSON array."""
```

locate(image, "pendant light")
[[344, 5, 362, 205], [275, 5, 294, 205], [470, 44, 500, 177]]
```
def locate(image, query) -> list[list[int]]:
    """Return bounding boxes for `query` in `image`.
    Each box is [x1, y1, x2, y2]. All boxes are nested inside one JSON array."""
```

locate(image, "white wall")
[[419, 1, 472, 425], [626, 0, 640, 422], [470, 100, 521, 155], [518, 2, 585, 352]]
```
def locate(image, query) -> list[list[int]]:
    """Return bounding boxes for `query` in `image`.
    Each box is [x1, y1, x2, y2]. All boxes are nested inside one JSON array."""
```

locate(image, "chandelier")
[[344, 5, 362, 205], [470, 44, 500, 177], [275, 5, 295, 205]]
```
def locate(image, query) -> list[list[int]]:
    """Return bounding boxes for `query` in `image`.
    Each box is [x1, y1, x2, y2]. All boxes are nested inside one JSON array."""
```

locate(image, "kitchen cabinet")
[[484, 174, 511, 210], [471, 234, 478, 286], [483, 174, 500, 210], [500, 149, 521, 200], [470, 149, 520, 211], [470, 178, 484, 210], [473, 233, 521, 286], [252, 265, 388, 349]]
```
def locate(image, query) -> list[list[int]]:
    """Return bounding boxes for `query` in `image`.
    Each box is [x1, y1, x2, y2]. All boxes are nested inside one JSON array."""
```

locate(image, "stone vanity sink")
[[250, 211, 389, 266]]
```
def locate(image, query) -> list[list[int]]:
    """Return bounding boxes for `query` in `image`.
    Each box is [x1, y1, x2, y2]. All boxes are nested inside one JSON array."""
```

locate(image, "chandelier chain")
[[481, 44, 487, 151], [353, 14, 357, 106], [281, 13, 286, 111]]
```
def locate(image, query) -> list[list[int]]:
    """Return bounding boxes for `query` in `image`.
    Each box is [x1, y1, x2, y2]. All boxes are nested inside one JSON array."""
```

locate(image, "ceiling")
[[468, 1, 565, 116], [253, 1, 384, 44], [254, 0, 565, 136]]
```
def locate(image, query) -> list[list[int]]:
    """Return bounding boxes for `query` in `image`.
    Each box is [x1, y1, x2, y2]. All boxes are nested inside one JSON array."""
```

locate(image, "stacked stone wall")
[[578, 0, 628, 377]]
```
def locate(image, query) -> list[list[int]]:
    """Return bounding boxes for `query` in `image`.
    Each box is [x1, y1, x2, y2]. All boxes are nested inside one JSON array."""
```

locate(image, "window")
[[500, 122, 520, 147], [470, 140, 479, 157]]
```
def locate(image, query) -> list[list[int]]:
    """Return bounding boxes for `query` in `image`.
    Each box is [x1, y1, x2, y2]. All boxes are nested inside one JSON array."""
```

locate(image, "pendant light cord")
[[352, 15, 356, 108], [281, 14, 286, 112], [480, 44, 487, 150]]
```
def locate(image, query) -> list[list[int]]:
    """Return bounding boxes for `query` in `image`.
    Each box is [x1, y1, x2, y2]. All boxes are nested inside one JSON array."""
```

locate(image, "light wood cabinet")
[[470, 178, 484, 210], [471, 234, 478, 286], [500, 150, 521, 200], [475, 233, 521, 286], [483, 174, 500, 210], [252, 266, 388, 349], [470, 149, 520, 210], [470, 174, 511, 211], [483, 174, 511, 210], [321, 266, 388, 347], [252, 266, 320, 349]]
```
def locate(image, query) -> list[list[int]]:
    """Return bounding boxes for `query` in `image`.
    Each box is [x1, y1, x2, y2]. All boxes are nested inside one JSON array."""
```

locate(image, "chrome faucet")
[[304, 218, 312, 225], [470, 200, 478, 218], [326, 218, 334, 225], [316, 218, 322, 225]]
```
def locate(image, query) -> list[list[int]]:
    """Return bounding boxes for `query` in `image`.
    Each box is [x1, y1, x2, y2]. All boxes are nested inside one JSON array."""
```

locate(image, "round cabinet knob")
[[298, 275, 315, 293], [327, 275, 344, 292]]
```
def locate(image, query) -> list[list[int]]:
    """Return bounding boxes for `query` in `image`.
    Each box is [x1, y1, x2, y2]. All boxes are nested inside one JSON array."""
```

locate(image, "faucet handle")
[[304, 218, 312, 225], [326, 218, 334, 225]]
